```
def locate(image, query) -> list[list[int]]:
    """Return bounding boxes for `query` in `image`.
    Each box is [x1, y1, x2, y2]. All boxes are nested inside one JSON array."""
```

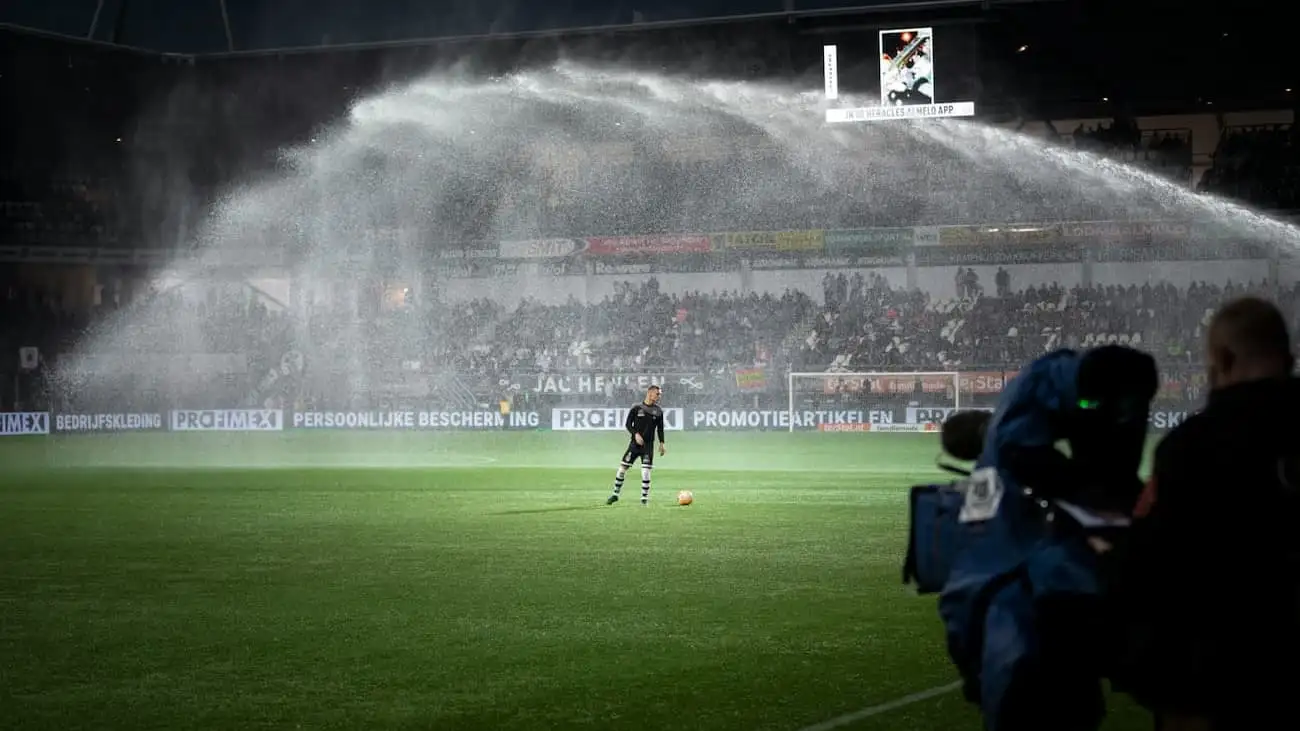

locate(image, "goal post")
[[786, 371, 962, 433]]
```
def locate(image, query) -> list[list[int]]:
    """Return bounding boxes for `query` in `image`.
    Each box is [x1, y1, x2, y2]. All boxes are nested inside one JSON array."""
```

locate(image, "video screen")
[[879, 28, 934, 107]]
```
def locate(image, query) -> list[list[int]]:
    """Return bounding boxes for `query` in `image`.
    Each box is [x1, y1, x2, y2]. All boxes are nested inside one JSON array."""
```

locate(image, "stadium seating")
[[2, 30, 1297, 410], [1069, 120, 1194, 185], [1200, 123, 1299, 210], [1, 260, 1290, 412]]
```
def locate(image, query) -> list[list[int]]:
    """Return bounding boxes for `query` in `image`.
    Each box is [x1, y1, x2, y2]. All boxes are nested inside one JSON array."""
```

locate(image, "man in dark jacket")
[[1118, 297, 1300, 730]]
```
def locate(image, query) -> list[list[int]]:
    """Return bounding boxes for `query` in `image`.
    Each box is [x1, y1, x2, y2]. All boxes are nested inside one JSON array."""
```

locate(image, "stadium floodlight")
[[786, 371, 962, 433]]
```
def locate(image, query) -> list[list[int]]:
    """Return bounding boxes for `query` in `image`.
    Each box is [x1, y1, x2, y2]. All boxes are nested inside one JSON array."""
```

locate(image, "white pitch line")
[[790, 680, 964, 731]]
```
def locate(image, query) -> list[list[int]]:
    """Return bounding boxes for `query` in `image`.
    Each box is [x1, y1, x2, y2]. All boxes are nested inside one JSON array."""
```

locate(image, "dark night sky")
[[1, 0, 990, 53], [2, 0, 1289, 114]]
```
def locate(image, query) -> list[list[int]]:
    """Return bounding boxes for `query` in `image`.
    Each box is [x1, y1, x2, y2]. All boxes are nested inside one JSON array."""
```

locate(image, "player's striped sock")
[[612, 463, 629, 495], [640, 466, 651, 504]]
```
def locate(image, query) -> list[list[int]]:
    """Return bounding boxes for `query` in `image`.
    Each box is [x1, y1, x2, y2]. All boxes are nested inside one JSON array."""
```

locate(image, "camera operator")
[[908, 345, 1158, 731], [1117, 297, 1300, 731]]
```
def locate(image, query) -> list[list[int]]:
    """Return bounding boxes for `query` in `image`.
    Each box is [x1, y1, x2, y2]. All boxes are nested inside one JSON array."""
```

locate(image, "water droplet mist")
[[57, 62, 1300, 426]]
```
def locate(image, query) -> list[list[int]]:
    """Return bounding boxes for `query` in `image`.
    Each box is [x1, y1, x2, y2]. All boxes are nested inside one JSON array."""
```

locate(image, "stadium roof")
[[2, 1, 1292, 116], [2, 0, 1049, 55]]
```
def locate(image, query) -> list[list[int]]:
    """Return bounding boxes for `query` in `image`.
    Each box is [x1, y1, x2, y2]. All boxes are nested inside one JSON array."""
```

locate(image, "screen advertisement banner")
[[1, 411, 50, 436], [721, 230, 824, 252], [879, 27, 934, 107], [291, 411, 541, 430], [498, 239, 588, 259], [171, 409, 284, 432], [518, 373, 706, 395], [905, 406, 997, 424], [584, 235, 711, 255], [824, 228, 915, 249], [552, 407, 684, 432], [54, 413, 164, 433], [17, 401, 1196, 436], [690, 408, 894, 431], [1148, 410, 1189, 431]]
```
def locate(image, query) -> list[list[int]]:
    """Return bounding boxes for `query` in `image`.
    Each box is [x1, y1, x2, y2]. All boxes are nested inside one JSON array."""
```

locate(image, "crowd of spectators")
[[1069, 120, 1194, 185], [798, 277, 1272, 377], [482, 280, 814, 374], [1199, 124, 1299, 210], [4, 264, 1294, 412]]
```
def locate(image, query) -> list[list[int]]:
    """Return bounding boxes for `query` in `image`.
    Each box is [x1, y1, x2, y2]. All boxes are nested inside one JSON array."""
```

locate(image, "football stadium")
[[1, 1, 1296, 729]]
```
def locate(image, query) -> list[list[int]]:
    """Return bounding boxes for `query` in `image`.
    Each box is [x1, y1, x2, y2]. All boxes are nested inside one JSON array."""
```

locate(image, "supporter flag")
[[736, 367, 768, 391], [18, 346, 38, 371], [676, 308, 689, 323]]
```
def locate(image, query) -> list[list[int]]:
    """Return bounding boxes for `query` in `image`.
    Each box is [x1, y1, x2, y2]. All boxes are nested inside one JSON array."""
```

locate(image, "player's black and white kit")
[[608, 400, 665, 505], [621, 402, 665, 468]]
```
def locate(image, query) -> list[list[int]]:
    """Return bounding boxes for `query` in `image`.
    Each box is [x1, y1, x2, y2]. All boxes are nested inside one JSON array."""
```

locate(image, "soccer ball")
[[677, 490, 694, 506]]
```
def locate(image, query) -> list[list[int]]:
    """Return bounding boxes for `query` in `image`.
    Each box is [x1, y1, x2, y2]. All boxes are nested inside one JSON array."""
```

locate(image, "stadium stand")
[[1199, 123, 1299, 210], [796, 278, 1268, 375], [0, 32, 157, 250], [9, 271, 1283, 413], [1069, 120, 1194, 185], [0, 25, 1296, 414]]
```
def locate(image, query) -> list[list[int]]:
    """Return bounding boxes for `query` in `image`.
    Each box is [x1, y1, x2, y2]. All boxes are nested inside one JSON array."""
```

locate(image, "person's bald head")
[[1207, 297, 1295, 390]]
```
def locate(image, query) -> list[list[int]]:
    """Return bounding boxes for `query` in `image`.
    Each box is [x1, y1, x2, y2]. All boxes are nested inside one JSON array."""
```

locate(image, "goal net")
[[786, 371, 961, 433]]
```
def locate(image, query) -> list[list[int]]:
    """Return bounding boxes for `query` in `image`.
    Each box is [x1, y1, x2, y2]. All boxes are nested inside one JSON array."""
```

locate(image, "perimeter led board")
[[824, 27, 975, 123]]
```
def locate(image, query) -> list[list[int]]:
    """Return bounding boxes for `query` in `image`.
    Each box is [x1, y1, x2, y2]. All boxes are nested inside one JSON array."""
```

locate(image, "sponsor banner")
[[826, 102, 975, 123], [536, 258, 591, 277], [522, 373, 705, 395], [691, 409, 894, 431], [960, 371, 1017, 395], [819, 422, 937, 433], [875, 423, 938, 433], [913, 226, 940, 247], [1059, 220, 1196, 244], [171, 409, 283, 432], [1148, 410, 1190, 431], [590, 256, 735, 275], [937, 226, 978, 245], [431, 259, 520, 279], [54, 413, 164, 433], [914, 244, 1083, 266], [1156, 370, 1207, 401], [1087, 242, 1270, 262], [819, 373, 957, 396], [292, 411, 541, 430], [1, 411, 50, 436], [937, 224, 1063, 247], [815, 371, 1014, 396], [912, 221, 1268, 262], [802, 369, 1209, 401], [585, 235, 712, 256], [748, 253, 907, 269], [552, 407, 684, 432], [498, 238, 588, 259], [722, 230, 824, 252], [906, 406, 997, 424], [825, 228, 914, 251], [432, 245, 499, 261], [735, 368, 768, 391]]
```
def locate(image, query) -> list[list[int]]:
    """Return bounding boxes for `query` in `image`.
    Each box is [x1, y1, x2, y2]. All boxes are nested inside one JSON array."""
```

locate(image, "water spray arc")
[[59, 62, 1300, 409]]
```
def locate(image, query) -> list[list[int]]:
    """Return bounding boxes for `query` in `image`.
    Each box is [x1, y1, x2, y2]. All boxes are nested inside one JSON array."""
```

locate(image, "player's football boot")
[[606, 494, 619, 505]]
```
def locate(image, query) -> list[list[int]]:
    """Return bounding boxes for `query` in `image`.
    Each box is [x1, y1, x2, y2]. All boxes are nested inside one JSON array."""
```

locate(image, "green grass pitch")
[[0, 431, 1154, 730]]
